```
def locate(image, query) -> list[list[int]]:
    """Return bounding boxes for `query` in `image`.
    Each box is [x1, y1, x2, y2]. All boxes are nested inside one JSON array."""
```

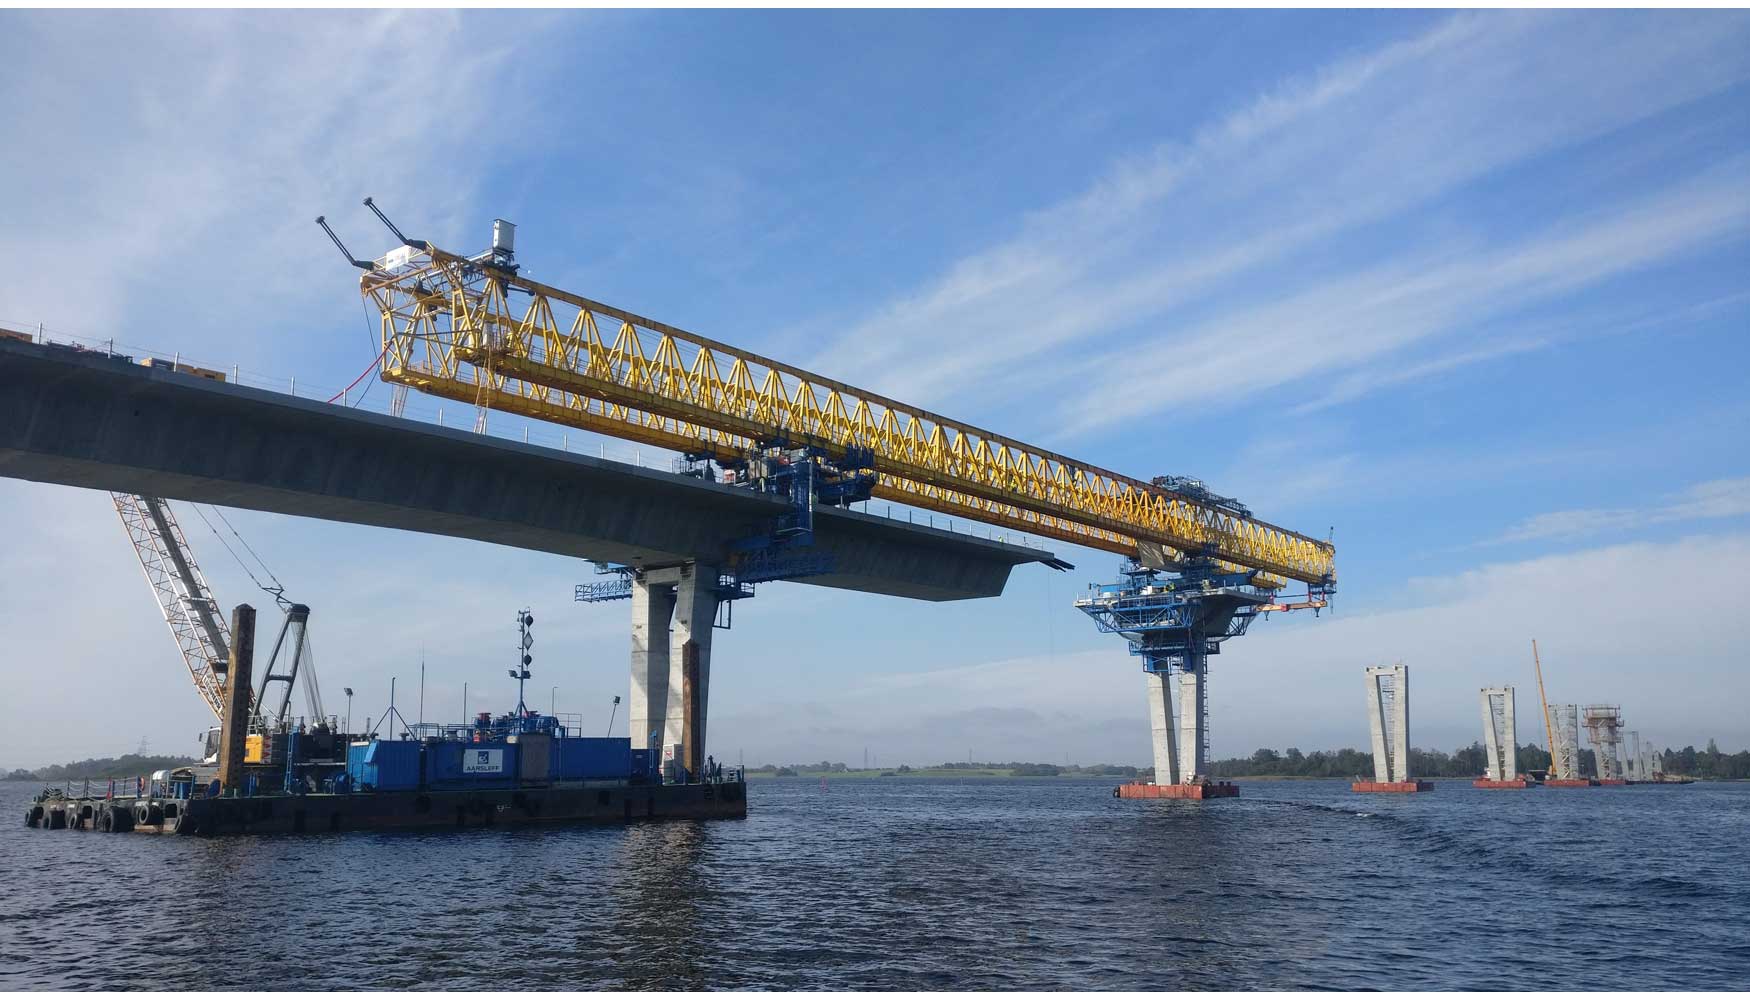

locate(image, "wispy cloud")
[[810, 12, 1750, 435], [0, 11, 543, 369], [707, 532, 1750, 763], [1497, 477, 1750, 544]]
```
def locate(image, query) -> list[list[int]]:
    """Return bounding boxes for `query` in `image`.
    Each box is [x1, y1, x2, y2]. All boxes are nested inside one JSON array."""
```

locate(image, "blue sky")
[[2, 10, 1747, 768]]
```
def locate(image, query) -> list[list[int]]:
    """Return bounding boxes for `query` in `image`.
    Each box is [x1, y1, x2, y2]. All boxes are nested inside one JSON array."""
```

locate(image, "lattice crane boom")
[[113, 493, 229, 717], [355, 233, 1334, 590]]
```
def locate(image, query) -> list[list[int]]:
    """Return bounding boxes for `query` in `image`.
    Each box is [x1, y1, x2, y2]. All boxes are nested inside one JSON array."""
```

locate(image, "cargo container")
[[555, 738, 634, 780], [426, 740, 519, 788], [347, 739, 422, 792]]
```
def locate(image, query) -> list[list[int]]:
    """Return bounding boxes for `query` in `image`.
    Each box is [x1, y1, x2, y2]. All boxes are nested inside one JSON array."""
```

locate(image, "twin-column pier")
[[629, 563, 718, 779]]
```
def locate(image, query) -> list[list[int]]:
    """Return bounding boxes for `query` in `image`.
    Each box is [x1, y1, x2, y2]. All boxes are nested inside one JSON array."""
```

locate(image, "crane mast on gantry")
[[319, 204, 1335, 785]]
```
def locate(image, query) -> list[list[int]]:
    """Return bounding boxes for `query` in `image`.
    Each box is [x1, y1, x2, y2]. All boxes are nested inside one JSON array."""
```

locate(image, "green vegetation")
[[4, 753, 199, 783], [746, 760, 1141, 780], [745, 740, 1750, 782], [1208, 740, 1748, 780]]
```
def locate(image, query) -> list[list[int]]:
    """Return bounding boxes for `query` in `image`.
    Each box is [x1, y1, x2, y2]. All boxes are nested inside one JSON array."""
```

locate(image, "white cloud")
[[1053, 163, 1750, 434], [708, 532, 1750, 765], [0, 11, 541, 373], [809, 12, 1750, 434], [1499, 477, 1750, 544]]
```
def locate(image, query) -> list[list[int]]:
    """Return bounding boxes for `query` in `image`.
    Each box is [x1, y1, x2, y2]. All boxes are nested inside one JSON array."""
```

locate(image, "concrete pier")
[[1131, 654, 1232, 796], [1551, 703, 1583, 781], [627, 563, 721, 778], [1583, 705, 1624, 782], [628, 577, 675, 751], [1143, 669, 1179, 789], [1355, 663, 1432, 793], [1476, 686, 1528, 788]]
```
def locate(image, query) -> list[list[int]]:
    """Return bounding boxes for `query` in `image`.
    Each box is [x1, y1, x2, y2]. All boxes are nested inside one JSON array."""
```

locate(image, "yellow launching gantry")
[[319, 205, 1334, 601]]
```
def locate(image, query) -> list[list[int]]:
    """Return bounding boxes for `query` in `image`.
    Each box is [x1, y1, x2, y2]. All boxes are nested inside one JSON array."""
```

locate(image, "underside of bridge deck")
[[0, 337, 1057, 602]]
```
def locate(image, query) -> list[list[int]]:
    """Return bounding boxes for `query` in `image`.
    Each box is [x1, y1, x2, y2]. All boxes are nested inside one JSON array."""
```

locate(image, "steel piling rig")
[[353, 236, 1334, 590]]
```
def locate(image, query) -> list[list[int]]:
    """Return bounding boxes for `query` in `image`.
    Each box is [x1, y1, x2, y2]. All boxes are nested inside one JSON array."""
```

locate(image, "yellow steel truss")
[[362, 247, 1335, 586]]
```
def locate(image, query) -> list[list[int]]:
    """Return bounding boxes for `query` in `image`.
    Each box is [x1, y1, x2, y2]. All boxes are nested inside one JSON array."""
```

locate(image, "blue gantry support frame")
[[575, 443, 878, 625]]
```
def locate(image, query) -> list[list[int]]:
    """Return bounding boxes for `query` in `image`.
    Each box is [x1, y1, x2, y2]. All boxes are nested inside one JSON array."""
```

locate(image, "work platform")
[[0, 337, 1055, 601], [1115, 781, 1239, 800], [1352, 780, 1434, 793], [1473, 778, 1534, 789]]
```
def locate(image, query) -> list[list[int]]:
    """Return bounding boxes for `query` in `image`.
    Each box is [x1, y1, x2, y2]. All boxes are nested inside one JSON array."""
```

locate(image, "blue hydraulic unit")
[[574, 442, 876, 628]]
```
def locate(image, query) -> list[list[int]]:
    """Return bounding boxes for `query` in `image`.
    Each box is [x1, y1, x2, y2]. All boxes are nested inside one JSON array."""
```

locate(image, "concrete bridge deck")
[[0, 337, 1058, 601]]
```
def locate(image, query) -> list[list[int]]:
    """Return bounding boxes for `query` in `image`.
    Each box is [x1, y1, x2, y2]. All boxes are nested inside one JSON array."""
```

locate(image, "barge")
[[26, 703, 745, 837], [27, 601, 745, 837]]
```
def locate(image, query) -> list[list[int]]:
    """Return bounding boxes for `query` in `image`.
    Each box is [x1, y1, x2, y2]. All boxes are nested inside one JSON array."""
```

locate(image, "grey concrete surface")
[[0, 338, 1058, 601]]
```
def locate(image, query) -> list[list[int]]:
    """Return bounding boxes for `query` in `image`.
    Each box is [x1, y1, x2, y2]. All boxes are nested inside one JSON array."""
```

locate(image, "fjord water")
[[2, 777, 1745, 990]]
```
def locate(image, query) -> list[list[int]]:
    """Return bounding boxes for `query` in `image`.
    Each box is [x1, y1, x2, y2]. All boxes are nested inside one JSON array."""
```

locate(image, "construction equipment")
[[113, 492, 327, 752], [322, 205, 1333, 591], [1531, 639, 1563, 778], [320, 207, 1337, 792], [113, 494, 230, 717]]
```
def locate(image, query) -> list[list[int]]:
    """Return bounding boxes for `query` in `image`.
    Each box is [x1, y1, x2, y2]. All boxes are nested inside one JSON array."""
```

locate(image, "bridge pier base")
[[627, 563, 718, 780]]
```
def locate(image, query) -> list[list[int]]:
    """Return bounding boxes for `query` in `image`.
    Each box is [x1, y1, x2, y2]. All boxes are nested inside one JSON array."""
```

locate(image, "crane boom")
[[112, 493, 229, 717], [1532, 638, 1557, 770], [361, 242, 1335, 588]]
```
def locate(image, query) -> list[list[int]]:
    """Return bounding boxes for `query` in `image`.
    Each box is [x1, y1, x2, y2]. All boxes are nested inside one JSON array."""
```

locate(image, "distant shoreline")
[[744, 770, 1726, 782]]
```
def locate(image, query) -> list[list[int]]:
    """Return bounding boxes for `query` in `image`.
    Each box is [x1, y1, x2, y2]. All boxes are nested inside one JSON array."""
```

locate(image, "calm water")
[[2, 777, 1746, 990]]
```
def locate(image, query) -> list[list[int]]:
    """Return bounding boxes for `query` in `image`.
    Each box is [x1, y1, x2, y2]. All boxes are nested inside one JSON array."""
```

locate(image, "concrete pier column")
[[1365, 664, 1409, 782], [664, 564, 718, 767], [1176, 658, 1208, 784], [1143, 660, 1179, 788], [628, 576, 675, 751], [1480, 686, 1517, 781]]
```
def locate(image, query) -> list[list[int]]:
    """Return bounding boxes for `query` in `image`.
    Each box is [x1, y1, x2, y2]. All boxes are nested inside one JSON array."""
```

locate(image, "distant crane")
[[1532, 639, 1558, 776]]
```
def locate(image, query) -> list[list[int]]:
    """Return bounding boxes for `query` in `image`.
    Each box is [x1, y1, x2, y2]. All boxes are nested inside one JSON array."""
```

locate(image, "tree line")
[[5, 753, 199, 783], [1205, 740, 1749, 779]]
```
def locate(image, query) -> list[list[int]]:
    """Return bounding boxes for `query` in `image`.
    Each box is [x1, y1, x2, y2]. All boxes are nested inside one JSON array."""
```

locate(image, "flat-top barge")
[[26, 709, 744, 836]]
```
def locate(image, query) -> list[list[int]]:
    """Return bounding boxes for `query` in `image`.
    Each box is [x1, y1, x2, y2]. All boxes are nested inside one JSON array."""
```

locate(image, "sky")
[[1, 10, 1747, 770]]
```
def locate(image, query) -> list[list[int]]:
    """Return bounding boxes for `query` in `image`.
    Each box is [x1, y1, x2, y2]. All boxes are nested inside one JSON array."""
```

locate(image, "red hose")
[[326, 344, 390, 404]]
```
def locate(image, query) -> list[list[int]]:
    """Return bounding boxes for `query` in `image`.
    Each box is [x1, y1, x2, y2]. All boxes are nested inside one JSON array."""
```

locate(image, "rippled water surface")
[[3, 777, 1746, 989]]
